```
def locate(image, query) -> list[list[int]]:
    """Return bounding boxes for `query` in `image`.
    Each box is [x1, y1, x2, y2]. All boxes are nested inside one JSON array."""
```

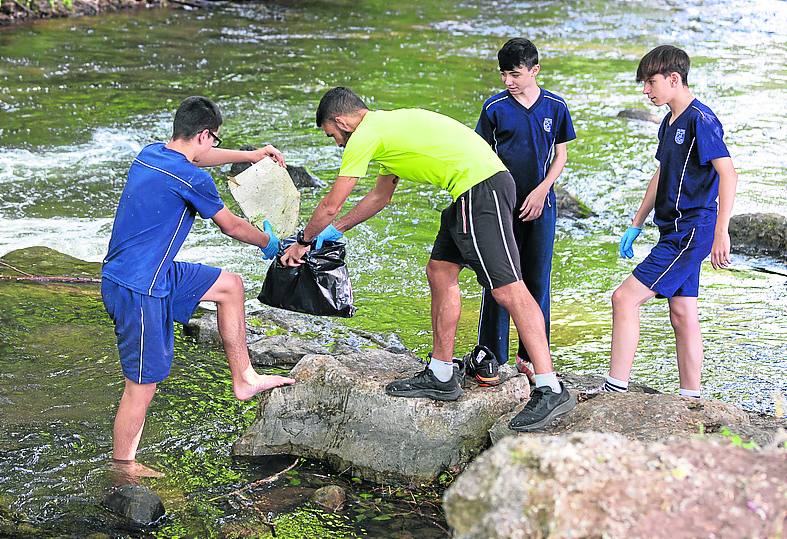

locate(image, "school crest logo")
[[543, 118, 553, 132], [675, 128, 686, 144]]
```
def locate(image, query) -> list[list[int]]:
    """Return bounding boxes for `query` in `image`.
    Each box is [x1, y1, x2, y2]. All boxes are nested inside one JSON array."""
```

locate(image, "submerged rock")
[[233, 351, 530, 484], [443, 432, 787, 539], [103, 485, 165, 528], [184, 306, 407, 367], [554, 185, 593, 219], [617, 108, 661, 124], [311, 485, 347, 511], [729, 213, 787, 261]]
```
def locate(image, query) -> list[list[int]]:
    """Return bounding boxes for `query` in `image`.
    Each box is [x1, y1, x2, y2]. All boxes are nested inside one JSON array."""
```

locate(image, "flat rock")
[[490, 384, 784, 447], [443, 432, 787, 539], [729, 213, 787, 261], [103, 485, 165, 528], [233, 351, 530, 485], [184, 306, 407, 367], [617, 108, 661, 123]]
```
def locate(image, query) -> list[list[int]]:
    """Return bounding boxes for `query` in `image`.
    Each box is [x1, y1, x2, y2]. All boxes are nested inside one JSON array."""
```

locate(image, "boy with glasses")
[[101, 96, 295, 478]]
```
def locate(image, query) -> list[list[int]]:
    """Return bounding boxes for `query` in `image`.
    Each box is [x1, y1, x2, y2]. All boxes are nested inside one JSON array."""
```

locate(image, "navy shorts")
[[431, 171, 522, 290], [101, 262, 221, 384], [633, 224, 714, 298]]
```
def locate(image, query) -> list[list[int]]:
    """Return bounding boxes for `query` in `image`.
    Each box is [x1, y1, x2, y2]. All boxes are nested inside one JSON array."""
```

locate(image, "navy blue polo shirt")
[[654, 99, 730, 232], [102, 143, 224, 297], [476, 88, 576, 200]]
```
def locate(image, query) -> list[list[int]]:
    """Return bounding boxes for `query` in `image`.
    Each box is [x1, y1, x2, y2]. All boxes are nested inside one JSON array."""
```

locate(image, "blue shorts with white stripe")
[[632, 223, 714, 298], [101, 261, 221, 384]]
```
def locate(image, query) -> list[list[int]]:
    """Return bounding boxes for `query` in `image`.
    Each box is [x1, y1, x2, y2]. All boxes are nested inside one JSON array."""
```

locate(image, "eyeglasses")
[[207, 130, 222, 148]]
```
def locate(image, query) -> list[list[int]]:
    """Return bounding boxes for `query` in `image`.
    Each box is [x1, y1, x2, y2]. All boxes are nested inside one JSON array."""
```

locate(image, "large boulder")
[[729, 213, 787, 261], [617, 108, 661, 124], [490, 387, 784, 447], [184, 305, 407, 367], [444, 432, 787, 539], [103, 485, 165, 528], [233, 351, 530, 484]]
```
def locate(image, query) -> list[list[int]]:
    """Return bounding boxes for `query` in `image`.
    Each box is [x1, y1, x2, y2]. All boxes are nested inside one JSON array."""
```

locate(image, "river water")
[[1, 0, 786, 536]]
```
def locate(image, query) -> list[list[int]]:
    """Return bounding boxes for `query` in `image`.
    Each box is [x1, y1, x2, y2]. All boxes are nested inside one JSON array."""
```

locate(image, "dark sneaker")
[[515, 356, 536, 386], [464, 345, 501, 387], [508, 381, 576, 432], [385, 365, 463, 401]]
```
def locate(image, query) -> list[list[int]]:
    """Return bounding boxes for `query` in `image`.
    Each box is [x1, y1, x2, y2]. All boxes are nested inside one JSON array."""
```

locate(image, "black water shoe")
[[464, 345, 501, 387], [385, 366, 463, 401], [508, 381, 576, 432]]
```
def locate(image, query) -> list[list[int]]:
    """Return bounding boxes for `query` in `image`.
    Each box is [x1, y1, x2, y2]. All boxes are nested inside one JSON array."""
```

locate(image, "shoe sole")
[[385, 386, 463, 401], [508, 392, 577, 432], [475, 375, 502, 387]]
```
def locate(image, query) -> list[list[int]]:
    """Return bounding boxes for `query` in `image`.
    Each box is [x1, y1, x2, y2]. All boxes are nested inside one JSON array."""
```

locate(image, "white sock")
[[679, 388, 701, 399], [604, 375, 629, 393], [428, 357, 454, 382], [534, 372, 561, 393]]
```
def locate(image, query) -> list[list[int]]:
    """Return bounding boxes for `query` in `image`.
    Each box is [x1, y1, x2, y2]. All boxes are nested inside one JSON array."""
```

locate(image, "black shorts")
[[431, 171, 522, 290]]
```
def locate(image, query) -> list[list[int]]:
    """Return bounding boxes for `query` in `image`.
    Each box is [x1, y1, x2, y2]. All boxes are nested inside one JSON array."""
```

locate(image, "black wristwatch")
[[295, 229, 312, 246]]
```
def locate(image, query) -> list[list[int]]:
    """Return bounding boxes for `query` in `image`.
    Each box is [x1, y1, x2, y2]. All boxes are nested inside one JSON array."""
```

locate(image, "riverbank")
[[1, 0, 172, 26]]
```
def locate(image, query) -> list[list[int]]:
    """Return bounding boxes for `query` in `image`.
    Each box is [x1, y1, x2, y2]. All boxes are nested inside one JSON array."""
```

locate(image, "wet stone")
[[103, 485, 165, 528], [310, 485, 346, 511], [729, 213, 787, 261], [617, 108, 661, 123], [233, 351, 530, 485]]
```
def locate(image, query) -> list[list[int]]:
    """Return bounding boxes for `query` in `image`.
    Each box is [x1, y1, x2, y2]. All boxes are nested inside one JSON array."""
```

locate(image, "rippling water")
[[0, 0, 785, 536]]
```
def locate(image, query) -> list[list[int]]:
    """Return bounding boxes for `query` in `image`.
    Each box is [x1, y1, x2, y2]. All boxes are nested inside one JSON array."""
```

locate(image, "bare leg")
[[490, 280, 553, 374], [426, 260, 462, 362], [111, 378, 163, 479], [610, 275, 657, 381], [668, 296, 703, 391], [201, 270, 295, 400]]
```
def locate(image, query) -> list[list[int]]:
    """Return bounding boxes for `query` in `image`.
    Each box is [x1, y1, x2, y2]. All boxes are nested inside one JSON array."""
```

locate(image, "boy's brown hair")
[[636, 45, 690, 86]]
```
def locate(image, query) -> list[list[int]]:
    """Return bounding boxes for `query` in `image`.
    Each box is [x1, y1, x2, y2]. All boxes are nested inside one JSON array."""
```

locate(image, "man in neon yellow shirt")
[[281, 87, 576, 431]]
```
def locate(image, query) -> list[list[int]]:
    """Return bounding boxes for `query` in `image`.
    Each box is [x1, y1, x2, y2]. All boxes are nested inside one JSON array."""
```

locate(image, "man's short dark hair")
[[498, 38, 539, 71], [172, 96, 223, 140], [316, 87, 367, 128], [636, 45, 690, 86]]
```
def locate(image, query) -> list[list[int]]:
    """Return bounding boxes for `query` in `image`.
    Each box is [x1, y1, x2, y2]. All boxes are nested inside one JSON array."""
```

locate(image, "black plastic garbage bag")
[[258, 240, 356, 317]]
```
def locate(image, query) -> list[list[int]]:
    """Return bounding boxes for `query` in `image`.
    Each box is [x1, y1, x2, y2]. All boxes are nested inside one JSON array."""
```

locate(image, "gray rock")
[[489, 388, 784, 447], [729, 213, 787, 261], [617, 108, 661, 124], [287, 165, 326, 189], [184, 306, 408, 368], [103, 485, 165, 527], [248, 335, 329, 367], [554, 185, 593, 219], [233, 351, 530, 484], [311, 485, 346, 511], [443, 432, 787, 539]]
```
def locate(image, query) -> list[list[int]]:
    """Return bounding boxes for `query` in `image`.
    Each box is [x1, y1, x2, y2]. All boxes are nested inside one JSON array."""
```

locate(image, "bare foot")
[[109, 460, 165, 485], [234, 375, 296, 401]]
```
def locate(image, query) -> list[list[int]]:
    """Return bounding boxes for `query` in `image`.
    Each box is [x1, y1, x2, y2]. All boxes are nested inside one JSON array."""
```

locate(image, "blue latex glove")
[[619, 226, 642, 259], [260, 220, 280, 260], [314, 224, 344, 250]]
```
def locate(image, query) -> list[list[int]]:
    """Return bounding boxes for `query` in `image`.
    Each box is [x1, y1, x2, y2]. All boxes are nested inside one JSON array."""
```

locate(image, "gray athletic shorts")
[[430, 171, 522, 290]]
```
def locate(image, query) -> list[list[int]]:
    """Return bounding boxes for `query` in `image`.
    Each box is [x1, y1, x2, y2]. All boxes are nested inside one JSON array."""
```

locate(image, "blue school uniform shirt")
[[654, 99, 730, 232], [476, 88, 576, 201], [102, 142, 224, 297]]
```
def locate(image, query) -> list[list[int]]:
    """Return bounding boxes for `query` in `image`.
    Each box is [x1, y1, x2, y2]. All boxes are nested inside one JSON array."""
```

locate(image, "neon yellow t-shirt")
[[337, 109, 506, 200]]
